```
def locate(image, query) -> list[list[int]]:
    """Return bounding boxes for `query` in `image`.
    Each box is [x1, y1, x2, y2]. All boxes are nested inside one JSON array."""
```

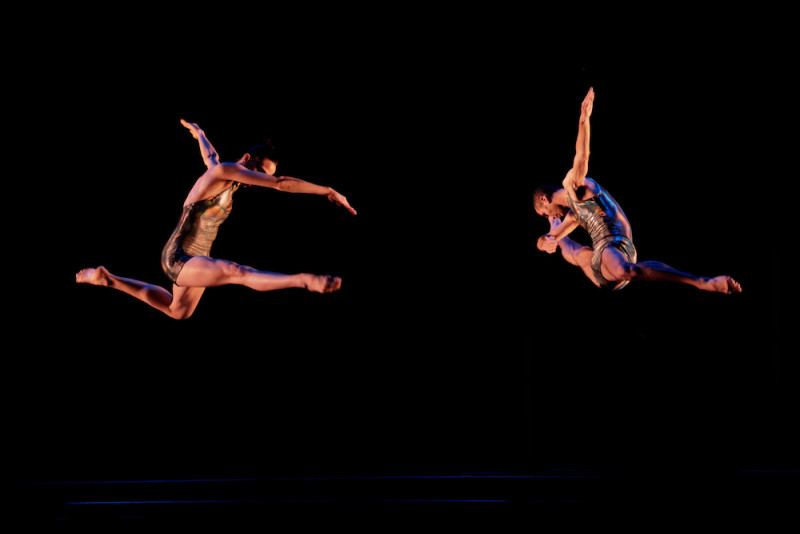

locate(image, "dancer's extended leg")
[[176, 256, 341, 293], [599, 247, 742, 294]]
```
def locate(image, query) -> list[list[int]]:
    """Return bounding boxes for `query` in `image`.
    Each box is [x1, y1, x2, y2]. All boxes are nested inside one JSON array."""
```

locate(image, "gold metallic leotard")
[[161, 182, 240, 285], [566, 180, 637, 290]]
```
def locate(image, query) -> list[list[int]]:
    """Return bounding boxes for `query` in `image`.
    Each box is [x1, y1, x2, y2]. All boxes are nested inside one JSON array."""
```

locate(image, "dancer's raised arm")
[[563, 87, 594, 200], [181, 119, 219, 169]]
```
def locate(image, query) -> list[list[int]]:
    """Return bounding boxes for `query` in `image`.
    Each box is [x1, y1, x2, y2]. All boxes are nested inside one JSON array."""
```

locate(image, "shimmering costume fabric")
[[567, 182, 637, 290], [161, 182, 239, 284]]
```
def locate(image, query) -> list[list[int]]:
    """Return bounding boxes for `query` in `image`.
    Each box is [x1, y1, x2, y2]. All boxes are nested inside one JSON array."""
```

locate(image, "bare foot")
[[75, 266, 111, 286], [702, 275, 742, 294], [303, 274, 342, 293]]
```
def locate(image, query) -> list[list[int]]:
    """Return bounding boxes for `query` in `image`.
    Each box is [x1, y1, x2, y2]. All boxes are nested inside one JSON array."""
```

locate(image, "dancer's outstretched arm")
[[181, 119, 219, 168], [217, 163, 357, 215], [563, 87, 594, 200]]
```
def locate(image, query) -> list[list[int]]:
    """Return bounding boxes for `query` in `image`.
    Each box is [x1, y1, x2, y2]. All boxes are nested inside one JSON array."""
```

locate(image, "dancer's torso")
[[170, 181, 239, 257], [566, 179, 632, 246]]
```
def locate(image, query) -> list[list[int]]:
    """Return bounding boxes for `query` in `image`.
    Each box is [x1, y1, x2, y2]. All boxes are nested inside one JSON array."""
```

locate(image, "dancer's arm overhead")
[[562, 87, 594, 201], [181, 119, 219, 169]]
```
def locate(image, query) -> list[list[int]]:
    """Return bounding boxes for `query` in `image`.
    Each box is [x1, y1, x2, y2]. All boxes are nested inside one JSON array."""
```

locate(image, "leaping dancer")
[[533, 88, 741, 294], [76, 120, 357, 319]]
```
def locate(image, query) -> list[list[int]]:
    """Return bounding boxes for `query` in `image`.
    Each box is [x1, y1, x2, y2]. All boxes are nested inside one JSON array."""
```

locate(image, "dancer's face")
[[535, 196, 567, 219]]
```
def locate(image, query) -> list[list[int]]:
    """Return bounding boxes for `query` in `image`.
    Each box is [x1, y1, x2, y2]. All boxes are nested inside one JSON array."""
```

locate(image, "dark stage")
[[7, 20, 789, 520]]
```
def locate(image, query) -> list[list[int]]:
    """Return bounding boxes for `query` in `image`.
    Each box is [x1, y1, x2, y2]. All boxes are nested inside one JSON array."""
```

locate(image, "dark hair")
[[243, 139, 279, 171], [532, 184, 559, 212]]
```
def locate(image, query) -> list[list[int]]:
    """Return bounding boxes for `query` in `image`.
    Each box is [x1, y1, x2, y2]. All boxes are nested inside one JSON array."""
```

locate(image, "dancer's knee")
[[170, 309, 193, 320], [166, 303, 195, 320], [219, 261, 251, 282]]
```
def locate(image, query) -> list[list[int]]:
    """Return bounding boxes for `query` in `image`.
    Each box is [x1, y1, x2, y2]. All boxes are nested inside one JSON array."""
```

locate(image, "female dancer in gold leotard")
[[76, 120, 357, 319]]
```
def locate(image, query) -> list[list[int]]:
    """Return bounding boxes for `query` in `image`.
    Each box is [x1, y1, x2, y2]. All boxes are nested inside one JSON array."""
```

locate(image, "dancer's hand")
[[537, 234, 558, 254], [540, 216, 561, 252], [579, 87, 594, 124], [327, 188, 357, 215], [180, 119, 203, 139]]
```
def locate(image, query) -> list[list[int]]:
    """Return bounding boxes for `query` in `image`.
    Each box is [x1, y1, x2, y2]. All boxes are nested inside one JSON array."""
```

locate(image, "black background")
[[8, 12, 786, 489]]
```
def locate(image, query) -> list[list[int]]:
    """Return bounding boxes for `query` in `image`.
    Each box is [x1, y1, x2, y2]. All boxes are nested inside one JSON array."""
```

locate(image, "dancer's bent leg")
[[75, 266, 204, 319], [557, 236, 599, 287], [599, 247, 742, 294]]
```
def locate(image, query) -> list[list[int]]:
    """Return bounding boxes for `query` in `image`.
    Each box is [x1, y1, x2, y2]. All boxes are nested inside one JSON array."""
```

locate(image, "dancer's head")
[[241, 140, 279, 175], [533, 184, 567, 218]]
